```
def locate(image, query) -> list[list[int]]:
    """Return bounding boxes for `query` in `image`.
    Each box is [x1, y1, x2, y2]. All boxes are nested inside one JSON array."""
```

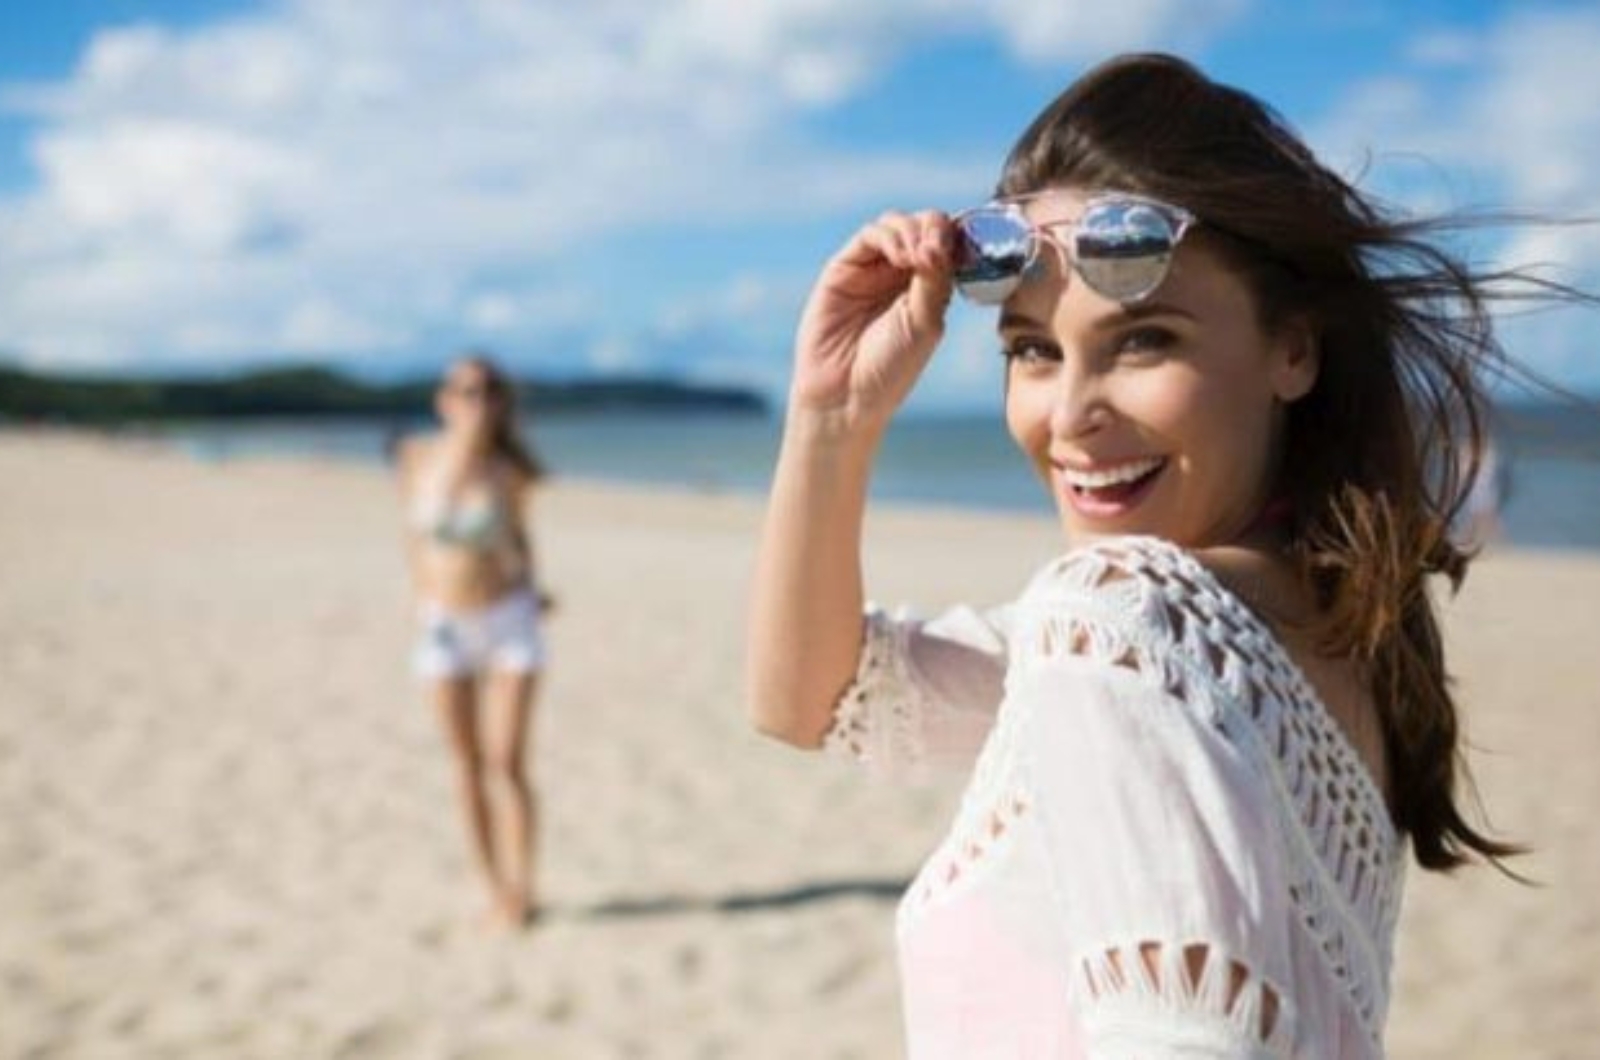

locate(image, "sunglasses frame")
[[952, 191, 1198, 306], [442, 380, 499, 403]]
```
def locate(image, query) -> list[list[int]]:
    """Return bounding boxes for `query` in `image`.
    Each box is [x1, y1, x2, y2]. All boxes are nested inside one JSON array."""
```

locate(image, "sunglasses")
[[952, 192, 1198, 305], [444, 381, 497, 402]]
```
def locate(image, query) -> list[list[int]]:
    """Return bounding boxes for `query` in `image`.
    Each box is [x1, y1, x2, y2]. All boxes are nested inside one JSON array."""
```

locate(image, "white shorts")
[[413, 588, 547, 680]]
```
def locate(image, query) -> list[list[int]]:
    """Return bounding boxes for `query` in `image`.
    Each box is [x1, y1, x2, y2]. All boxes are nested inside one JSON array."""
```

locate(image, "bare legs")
[[432, 670, 540, 929], [433, 676, 499, 911], [483, 669, 539, 924]]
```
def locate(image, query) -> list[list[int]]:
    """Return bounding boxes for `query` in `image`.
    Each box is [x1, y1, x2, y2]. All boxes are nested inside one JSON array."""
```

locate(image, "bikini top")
[[410, 473, 515, 554]]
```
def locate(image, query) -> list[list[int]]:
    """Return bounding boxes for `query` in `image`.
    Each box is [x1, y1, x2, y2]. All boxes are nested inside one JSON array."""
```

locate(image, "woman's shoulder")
[[396, 431, 440, 467], [1023, 535, 1289, 613], [1013, 535, 1334, 726], [1022, 534, 1213, 603], [395, 433, 450, 495], [1014, 534, 1284, 664]]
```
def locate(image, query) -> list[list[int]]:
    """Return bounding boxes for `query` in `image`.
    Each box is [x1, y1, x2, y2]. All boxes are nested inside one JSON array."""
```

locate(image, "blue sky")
[[2, 0, 1598, 406]]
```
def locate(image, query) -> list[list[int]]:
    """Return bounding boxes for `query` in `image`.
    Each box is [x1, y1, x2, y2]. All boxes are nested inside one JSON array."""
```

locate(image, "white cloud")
[[0, 0, 1245, 373], [1405, 27, 1482, 68], [988, 0, 1248, 64], [1317, 9, 1600, 219], [34, 118, 312, 252], [464, 292, 521, 333], [278, 297, 405, 354], [463, 286, 597, 335], [586, 335, 637, 373], [1312, 8, 1600, 391], [655, 272, 809, 341]]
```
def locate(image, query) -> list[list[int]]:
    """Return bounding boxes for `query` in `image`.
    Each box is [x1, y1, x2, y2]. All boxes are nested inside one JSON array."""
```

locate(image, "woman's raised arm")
[[746, 210, 956, 746]]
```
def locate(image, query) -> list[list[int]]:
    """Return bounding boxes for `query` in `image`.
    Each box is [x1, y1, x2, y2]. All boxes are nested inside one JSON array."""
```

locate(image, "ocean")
[[147, 405, 1600, 551]]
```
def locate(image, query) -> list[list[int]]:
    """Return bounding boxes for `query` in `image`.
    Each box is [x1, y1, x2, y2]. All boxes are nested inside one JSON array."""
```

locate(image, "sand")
[[1, 431, 1596, 1059]]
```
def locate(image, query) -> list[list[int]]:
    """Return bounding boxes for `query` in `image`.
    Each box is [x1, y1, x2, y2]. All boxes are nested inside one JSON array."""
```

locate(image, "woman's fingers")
[[913, 209, 955, 270], [905, 211, 955, 329], [838, 210, 954, 274], [859, 211, 915, 270], [905, 264, 954, 338], [791, 206, 959, 420], [817, 208, 956, 340]]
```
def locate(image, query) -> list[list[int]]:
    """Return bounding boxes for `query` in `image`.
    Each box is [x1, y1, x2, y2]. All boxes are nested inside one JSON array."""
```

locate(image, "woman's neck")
[[440, 429, 492, 464]]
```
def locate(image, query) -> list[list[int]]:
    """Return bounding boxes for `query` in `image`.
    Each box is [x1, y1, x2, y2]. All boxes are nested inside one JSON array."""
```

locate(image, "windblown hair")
[[999, 53, 1564, 871], [452, 352, 547, 484]]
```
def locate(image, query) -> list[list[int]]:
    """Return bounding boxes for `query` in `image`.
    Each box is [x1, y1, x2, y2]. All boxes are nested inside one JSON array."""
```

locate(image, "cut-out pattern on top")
[[823, 604, 1008, 776], [823, 610, 927, 769], [823, 535, 1404, 1058], [1009, 539, 1401, 1041], [1072, 939, 1295, 1056]]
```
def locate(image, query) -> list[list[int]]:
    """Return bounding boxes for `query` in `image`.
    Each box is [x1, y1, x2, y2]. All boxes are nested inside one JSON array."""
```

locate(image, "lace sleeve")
[[821, 603, 1009, 777], [1011, 610, 1299, 1056]]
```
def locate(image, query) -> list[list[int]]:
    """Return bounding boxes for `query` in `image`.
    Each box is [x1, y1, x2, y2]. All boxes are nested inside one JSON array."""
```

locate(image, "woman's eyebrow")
[[1111, 301, 1197, 325], [998, 302, 1196, 333], [997, 309, 1047, 332], [1085, 302, 1198, 331]]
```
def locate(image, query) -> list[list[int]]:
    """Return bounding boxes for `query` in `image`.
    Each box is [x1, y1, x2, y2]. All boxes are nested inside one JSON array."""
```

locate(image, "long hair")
[[452, 352, 546, 484], [998, 53, 1563, 871]]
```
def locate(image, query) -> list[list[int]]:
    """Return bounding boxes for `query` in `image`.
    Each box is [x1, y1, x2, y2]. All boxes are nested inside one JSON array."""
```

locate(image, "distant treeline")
[[0, 363, 768, 422]]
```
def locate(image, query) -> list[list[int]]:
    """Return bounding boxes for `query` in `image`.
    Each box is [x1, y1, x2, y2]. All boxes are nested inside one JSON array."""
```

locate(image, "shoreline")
[[8, 423, 1598, 557]]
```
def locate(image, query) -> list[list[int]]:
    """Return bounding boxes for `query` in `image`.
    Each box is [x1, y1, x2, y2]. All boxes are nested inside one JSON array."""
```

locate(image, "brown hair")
[[450, 352, 547, 484], [999, 53, 1573, 871]]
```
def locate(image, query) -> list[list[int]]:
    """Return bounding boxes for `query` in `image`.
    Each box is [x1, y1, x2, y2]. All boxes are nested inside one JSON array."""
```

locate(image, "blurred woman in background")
[[398, 353, 548, 929]]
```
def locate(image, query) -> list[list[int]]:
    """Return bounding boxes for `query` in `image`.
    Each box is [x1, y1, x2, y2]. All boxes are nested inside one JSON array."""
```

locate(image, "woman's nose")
[[1047, 359, 1110, 441]]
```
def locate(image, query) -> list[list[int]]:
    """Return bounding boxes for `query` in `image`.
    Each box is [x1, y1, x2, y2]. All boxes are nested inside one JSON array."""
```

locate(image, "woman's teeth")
[[1060, 457, 1165, 492]]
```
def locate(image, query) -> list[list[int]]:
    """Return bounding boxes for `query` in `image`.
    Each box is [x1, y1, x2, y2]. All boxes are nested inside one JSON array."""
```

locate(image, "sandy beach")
[[2, 431, 1597, 1059]]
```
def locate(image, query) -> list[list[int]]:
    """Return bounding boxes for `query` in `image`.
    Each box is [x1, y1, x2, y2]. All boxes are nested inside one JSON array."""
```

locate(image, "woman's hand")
[[790, 210, 956, 435], [749, 211, 953, 746]]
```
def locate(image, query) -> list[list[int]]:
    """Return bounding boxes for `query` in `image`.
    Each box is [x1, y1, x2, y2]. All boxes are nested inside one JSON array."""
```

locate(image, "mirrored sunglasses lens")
[[954, 209, 1033, 304], [1074, 201, 1178, 302]]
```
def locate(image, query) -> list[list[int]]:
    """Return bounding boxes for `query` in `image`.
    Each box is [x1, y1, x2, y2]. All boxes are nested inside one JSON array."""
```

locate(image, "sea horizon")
[[17, 402, 1600, 552]]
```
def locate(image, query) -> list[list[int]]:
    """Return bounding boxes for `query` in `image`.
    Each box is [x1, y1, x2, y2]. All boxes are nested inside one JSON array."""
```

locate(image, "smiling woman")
[[745, 52, 1590, 1058], [996, 209, 1316, 549]]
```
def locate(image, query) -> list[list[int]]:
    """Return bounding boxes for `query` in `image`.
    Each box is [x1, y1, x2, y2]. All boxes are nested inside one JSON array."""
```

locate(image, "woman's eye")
[[1114, 326, 1177, 355], [1001, 338, 1060, 366]]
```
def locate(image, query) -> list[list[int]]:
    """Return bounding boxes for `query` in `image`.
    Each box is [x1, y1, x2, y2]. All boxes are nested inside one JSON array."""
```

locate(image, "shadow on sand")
[[551, 876, 913, 922]]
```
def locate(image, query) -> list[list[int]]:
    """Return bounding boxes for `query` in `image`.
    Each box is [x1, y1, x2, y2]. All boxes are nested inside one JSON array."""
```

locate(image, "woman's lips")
[[1056, 457, 1167, 519]]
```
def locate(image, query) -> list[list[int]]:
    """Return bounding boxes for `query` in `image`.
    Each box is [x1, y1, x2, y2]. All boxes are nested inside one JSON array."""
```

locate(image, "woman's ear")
[[1271, 319, 1319, 403]]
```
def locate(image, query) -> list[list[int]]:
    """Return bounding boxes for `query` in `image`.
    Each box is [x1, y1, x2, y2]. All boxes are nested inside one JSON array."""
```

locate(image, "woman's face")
[[436, 362, 498, 437], [1001, 188, 1317, 549]]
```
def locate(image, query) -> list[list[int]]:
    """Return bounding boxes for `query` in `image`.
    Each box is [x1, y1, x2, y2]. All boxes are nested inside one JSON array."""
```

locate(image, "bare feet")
[[479, 887, 535, 932]]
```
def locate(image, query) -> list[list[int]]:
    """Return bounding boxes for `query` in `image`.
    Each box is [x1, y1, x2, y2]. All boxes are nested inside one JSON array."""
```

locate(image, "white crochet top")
[[823, 537, 1404, 1059]]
